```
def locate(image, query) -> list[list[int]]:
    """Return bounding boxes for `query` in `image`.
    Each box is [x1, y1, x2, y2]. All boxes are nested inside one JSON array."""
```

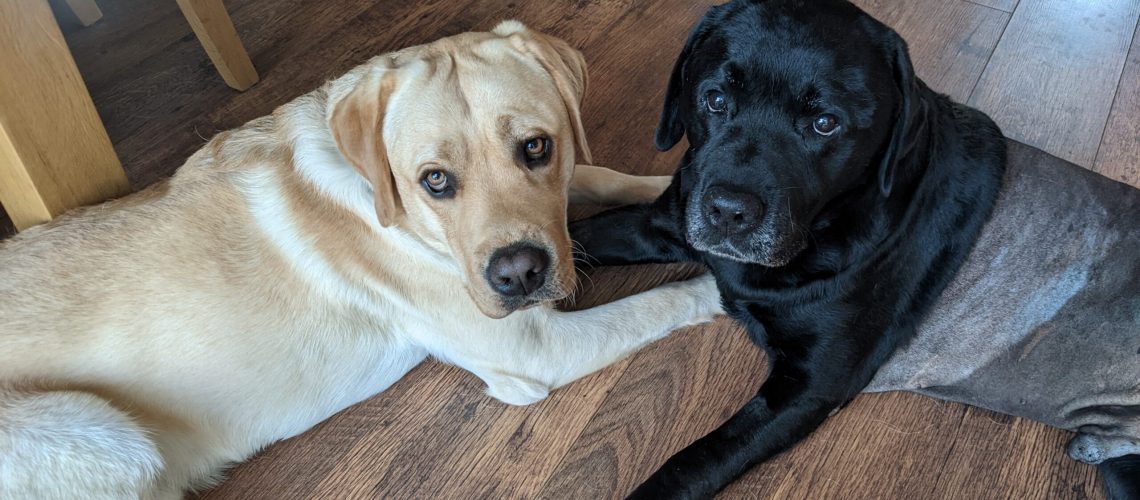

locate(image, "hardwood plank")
[[853, 0, 1010, 102], [539, 320, 764, 499], [54, 0, 203, 88], [1094, 23, 1140, 187], [0, 0, 130, 230], [722, 394, 1101, 499], [968, 0, 1140, 167], [931, 407, 1101, 499], [723, 393, 972, 499], [966, 0, 1020, 13]]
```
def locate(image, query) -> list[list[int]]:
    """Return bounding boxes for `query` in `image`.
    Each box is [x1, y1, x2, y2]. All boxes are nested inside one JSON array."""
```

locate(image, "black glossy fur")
[[571, 0, 1016, 497]]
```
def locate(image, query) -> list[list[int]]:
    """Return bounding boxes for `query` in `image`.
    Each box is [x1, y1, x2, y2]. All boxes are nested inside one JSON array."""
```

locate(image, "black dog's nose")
[[704, 188, 764, 235], [486, 244, 550, 297]]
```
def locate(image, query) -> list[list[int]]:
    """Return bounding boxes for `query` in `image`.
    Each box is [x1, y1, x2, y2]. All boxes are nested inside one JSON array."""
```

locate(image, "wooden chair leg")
[[175, 0, 259, 91], [0, 0, 129, 232], [63, 0, 103, 26]]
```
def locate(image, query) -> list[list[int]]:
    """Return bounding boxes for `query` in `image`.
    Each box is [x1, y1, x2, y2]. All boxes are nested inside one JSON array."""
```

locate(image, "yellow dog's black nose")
[[486, 244, 549, 297]]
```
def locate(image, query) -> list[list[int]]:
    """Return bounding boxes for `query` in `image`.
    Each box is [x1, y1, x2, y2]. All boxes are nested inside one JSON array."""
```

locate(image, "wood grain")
[[853, 0, 1010, 102], [968, 0, 1140, 168], [175, 0, 258, 90], [0, 0, 129, 231], [932, 406, 1101, 500], [723, 393, 974, 499], [538, 319, 764, 500], [1094, 24, 1140, 187], [722, 394, 1100, 499]]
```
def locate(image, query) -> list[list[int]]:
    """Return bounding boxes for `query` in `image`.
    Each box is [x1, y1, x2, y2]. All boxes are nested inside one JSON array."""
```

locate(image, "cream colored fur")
[[0, 22, 722, 499]]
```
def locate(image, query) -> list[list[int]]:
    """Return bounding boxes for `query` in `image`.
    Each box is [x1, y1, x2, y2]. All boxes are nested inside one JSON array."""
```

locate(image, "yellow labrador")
[[0, 21, 721, 499]]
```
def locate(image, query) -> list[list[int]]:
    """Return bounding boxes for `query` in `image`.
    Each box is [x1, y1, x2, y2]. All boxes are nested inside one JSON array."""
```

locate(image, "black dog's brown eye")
[[706, 90, 727, 113], [422, 170, 452, 196], [813, 114, 840, 136]]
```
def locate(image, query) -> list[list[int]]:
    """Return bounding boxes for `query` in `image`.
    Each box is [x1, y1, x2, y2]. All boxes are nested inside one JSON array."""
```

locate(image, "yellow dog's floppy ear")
[[496, 21, 593, 165], [330, 70, 404, 227]]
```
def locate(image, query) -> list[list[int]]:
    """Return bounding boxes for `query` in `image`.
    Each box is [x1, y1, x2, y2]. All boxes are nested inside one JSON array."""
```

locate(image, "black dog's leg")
[[570, 203, 691, 266], [628, 352, 870, 500]]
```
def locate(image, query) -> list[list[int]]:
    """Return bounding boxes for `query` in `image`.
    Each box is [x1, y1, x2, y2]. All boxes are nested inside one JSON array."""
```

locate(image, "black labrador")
[[570, 0, 1140, 498]]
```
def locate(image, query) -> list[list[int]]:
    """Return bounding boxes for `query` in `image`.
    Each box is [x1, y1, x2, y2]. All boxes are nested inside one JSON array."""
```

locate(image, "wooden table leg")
[[175, 0, 259, 91], [0, 0, 130, 232], [63, 0, 103, 26]]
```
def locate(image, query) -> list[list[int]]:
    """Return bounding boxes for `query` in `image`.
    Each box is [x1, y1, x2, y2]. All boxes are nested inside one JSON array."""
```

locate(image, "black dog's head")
[[660, 0, 926, 266]]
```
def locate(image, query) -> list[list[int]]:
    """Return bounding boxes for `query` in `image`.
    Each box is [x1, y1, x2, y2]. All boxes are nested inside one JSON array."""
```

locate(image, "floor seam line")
[[1090, 16, 1140, 171]]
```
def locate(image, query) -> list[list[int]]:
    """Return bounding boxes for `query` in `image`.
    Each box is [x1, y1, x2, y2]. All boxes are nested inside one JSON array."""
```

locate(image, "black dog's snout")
[[486, 244, 550, 297], [704, 187, 764, 235]]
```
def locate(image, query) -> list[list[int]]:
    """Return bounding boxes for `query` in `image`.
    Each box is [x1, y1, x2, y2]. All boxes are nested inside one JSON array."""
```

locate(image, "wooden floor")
[[3, 0, 1137, 497]]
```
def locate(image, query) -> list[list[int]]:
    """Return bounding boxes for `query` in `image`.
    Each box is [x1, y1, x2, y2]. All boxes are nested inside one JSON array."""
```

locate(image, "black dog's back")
[[868, 139, 1140, 430], [866, 138, 1140, 498]]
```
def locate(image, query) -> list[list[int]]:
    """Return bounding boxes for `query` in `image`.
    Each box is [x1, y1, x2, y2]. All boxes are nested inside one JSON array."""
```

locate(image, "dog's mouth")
[[685, 193, 808, 267], [470, 240, 576, 318], [697, 237, 807, 267], [474, 280, 571, 319], [688, 228, 807, 267], [499, 284, 570, 311]]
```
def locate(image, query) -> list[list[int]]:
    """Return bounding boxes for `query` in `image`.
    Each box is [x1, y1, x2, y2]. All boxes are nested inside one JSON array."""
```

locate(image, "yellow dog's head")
[[329, 21, 590, 318]]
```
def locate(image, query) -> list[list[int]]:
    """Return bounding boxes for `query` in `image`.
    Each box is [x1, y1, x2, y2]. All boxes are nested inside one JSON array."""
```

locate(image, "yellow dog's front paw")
[[484, 373, 550, 406], [668, 273, 725, 327]]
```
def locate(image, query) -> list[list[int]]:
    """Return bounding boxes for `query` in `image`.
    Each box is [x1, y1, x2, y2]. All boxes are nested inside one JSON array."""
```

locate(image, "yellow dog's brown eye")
[[813, 114, 840, 136], [422, 170, 452, 197], [522, 136, 551, 166]]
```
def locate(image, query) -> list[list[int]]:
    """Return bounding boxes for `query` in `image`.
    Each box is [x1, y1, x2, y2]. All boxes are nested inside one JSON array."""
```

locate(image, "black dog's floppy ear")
[[655, 15, 715, 151], [655, 37, 693, 151], [878, 31, 923, 198]]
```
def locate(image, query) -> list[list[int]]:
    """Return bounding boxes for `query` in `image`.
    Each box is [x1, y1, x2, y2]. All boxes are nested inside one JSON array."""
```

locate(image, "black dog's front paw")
[[567, 219, 598, 268], [626, 478, 680, 500], [567, 218, 594, 250], [568, 203, 683, 267], [568, 216, 625, 267], [626, 467, 708, 500]]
